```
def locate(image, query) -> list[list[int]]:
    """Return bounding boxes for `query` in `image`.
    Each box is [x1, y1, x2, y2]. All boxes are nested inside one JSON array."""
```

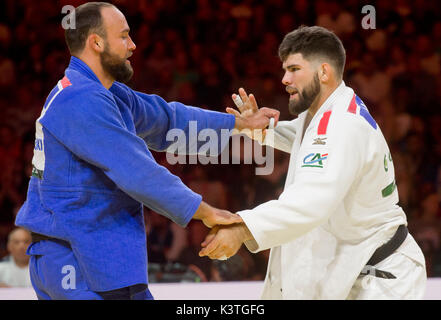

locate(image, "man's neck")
[[75, 54, 114, 89], [301, 111, 313, 144], [308, 81, 341, 118]]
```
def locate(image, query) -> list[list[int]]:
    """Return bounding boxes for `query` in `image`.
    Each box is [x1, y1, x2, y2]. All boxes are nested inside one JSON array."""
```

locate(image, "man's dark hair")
[[278, 26, 346, 79], [65, 2, 114, 55]]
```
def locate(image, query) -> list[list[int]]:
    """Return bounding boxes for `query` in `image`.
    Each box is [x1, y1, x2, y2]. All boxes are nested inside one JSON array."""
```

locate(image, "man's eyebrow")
[[284, 64, 301, 70], [120, 28, 130, 33]]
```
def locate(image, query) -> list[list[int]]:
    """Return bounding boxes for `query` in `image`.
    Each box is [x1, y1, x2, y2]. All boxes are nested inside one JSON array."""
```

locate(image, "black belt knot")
[[360, 224, 408, 279]]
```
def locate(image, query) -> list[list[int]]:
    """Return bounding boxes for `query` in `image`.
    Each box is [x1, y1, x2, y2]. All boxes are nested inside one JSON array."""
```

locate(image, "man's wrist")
[[193, 201, 210, 221], [234, 115, 245, 131]]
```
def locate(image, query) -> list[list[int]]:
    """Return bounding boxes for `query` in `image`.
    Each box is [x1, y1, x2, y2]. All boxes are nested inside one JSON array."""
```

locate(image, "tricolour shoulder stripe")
[[317, 110, 332, 135], [32, 75, 73, 175], [356, 95, 377, 130], [347, 94, 357, 114], [41, 76, 72, 118], [60, 76, 72, 89], [346, 93, 378, 130]]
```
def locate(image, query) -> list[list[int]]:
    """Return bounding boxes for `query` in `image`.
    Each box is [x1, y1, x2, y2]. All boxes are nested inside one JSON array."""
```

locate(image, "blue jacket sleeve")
[[115, 84, 236, 153], [40, 89, 201, 227]]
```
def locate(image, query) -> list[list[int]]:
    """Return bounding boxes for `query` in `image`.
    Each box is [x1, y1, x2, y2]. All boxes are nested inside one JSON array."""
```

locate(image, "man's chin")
[[100, 55, 133, 83], [288, 101, 307, 116], [115, 67, 134, 83], [288, 105, 300, 116], [120, 73, 133, 84]]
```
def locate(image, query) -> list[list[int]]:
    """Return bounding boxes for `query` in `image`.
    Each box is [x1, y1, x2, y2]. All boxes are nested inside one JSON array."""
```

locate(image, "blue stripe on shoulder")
[[355, 95, 377, 129]]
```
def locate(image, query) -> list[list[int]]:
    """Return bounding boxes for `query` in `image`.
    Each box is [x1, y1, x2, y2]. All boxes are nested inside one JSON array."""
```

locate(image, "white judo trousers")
[[238, 82, 427, 299]]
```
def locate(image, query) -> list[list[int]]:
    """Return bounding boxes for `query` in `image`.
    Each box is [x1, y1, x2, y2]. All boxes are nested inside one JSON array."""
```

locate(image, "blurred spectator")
[[0, 125, 24, 233], [210, 250, 248, 282], [188, 166, 229, 209], [195, 57, 228, 109], [349, 53, 391, 107], [408, 193, 441, 277], [386, 45, 408, 86], [145, 209, 187, 264], [253, 149, 289, 206], [0, 227, 32, 287], [365, 30, 388, 53], [176, 220, 212, 281], [0, 58, 16, 98]]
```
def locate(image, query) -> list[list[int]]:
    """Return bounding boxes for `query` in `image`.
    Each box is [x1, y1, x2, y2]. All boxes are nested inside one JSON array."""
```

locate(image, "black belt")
[[360, 224, 408, 279], [31, 232, 55, 243]]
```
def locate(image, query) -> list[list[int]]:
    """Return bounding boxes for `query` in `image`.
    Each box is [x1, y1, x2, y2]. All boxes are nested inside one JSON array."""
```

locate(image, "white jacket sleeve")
[[239, 115, 368, 252], [261, 119, 298, 153]]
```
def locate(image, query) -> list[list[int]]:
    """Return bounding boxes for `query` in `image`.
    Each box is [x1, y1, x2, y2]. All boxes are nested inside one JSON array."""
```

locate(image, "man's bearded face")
[[287, 72, 321, 116], [100, 40, 133, 84]]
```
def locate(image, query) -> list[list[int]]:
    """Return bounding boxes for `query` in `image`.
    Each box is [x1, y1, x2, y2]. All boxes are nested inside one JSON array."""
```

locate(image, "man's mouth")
[[286, 87, 299, 99], [289, 92, 299, 100]]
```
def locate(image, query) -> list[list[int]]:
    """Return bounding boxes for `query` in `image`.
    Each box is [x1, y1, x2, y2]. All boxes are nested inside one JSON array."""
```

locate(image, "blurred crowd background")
[[0, 0, 440, 285]]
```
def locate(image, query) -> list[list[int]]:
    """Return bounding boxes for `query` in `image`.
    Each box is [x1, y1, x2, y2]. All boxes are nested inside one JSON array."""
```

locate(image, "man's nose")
[[128, 36, 136, 51], [282, 72, 291, 86]]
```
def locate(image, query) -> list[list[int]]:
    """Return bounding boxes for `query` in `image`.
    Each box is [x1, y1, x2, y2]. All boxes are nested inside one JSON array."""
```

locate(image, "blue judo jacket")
[[15, 56, 235, 292]]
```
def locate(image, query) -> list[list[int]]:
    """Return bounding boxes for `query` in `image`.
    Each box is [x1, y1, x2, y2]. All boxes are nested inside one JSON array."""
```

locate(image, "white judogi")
[[238, 82, 426, 299]]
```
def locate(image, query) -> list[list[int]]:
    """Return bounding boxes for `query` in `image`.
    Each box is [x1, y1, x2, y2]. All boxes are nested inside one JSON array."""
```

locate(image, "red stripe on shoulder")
[[317, 110, 332, 135], [61, 76, 72, 89], [347, 94, 357, 114]]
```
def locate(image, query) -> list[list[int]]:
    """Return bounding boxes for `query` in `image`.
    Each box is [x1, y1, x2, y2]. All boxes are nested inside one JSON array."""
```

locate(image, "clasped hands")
[[192, 201, 252, 260], [194, 88, 278, 260]]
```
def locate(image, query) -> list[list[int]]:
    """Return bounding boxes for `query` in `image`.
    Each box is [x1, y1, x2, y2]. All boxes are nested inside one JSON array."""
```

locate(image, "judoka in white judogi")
[[238, 81, 426, 299]]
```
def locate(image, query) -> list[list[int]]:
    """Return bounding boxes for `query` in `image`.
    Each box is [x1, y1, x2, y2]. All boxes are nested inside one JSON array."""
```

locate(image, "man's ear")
[[320, 63, 332, 83], [88, 34, 104, 53]]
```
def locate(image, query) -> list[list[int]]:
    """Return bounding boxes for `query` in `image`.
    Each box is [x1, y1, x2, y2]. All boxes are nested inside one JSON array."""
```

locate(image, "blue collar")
[[68, 56, 102, 84]]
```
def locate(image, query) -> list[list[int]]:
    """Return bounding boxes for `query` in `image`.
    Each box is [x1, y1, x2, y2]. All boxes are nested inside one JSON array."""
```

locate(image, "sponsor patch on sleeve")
[[297, 143, 330, 174], [301, 152, 328, 169]]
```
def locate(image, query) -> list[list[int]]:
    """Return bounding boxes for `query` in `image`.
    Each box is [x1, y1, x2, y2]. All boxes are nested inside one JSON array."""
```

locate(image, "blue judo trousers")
[[16, 56, 235, 299]]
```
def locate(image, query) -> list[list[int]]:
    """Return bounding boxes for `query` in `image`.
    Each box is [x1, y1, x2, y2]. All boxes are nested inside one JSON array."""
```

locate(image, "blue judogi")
[[15, 56, 235, 299]]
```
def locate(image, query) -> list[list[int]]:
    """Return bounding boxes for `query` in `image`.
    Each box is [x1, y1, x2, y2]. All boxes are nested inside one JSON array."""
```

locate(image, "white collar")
[[302, 80, 347, 124]]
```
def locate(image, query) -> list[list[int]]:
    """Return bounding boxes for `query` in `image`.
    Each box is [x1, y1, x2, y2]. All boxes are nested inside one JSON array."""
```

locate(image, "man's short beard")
[[288, 72, 321, 116], [100, 43, 133, 84]]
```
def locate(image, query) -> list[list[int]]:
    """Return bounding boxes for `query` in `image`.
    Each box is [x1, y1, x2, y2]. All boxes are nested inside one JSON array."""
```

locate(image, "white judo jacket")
[[238, 82, 425, 299]]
